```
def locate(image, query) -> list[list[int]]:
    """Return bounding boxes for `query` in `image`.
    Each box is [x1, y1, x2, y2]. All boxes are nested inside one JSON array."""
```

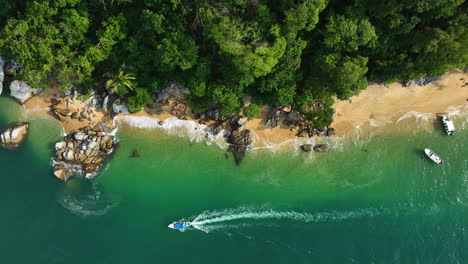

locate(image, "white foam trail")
[[114, 115, 229, 149], [190, 207, 387, 232]]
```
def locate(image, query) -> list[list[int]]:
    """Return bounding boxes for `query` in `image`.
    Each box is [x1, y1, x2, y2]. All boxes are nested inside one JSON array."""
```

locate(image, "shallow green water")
[[0, 96, 467, 263]]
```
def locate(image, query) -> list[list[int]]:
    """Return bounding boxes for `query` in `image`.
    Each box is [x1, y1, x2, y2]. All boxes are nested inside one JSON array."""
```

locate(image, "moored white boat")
[[441, 114, 455, 136], [424, 148, 443, 165]]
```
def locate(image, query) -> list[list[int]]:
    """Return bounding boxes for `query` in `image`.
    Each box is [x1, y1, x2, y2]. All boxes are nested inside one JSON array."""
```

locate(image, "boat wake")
[[58, 179, 120, 217], [188, 207, 388, 233]]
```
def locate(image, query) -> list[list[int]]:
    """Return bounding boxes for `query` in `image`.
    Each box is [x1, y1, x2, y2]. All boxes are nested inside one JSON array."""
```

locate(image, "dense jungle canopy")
[[1, 0, 467, 127]]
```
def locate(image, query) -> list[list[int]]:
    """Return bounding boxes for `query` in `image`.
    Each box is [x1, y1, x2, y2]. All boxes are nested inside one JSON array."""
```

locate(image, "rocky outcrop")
[[208, 114, 253, 164], [265, 106, 282, 128], [170, 102, 187, 119], [9, 80, 43, 104], [53, 118, 116, 180], [301, 144, 313, 152], [404, 76, 440, 87], [228, 128, 253, 165], [313, 144, 328, 152], [50, 100, 96, 123], [155, 82, 190, 103], [0, 122, 29, 149], [112, 99, 129, 114], [0, 56, 4, 96]]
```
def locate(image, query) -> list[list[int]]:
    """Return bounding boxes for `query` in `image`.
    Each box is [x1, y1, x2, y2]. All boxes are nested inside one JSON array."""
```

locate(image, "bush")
[[243, 103, 262, 118]]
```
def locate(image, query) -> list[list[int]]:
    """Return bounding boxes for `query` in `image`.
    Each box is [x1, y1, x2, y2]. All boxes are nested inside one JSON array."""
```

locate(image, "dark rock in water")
[[158, 120, 164, 126], [301, 144, 313, 152], [131, 150, 140, 158], [313, 144, 328, 152], [0, 122, 29, 149], [227, 129, 253, 165], [326, 127, 336, 136], [71, 112, 79, 119]]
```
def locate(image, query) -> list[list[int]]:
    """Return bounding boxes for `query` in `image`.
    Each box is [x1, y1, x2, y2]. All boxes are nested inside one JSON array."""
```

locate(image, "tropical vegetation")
[[0, 0, 466, 125]]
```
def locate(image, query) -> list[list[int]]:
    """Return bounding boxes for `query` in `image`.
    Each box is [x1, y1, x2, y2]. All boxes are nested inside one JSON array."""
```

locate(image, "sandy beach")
[[331, 69, 468, 136], [23, 88, 105, 133], [19, 69, 468, 148]]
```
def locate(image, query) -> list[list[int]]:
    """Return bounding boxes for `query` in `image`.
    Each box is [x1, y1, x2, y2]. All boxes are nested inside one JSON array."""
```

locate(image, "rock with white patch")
[[9, 80, 43, 104], [0, 122, 29, 149]]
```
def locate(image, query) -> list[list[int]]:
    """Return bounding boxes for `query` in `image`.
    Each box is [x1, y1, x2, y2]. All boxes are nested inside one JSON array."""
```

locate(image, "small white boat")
[[168, 221, 191, 230], [424, 148, 443, 165], [441, 114, 455, 136]]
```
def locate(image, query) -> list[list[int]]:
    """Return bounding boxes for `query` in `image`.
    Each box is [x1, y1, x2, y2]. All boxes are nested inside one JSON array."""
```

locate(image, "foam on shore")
[[114, 115, 229, 149]]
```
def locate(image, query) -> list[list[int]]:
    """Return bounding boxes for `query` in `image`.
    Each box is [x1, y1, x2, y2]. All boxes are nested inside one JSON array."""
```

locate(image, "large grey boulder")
[[9, 80, 43, 104], [0, 122, 29, 149], [112, 99, 129, 114]]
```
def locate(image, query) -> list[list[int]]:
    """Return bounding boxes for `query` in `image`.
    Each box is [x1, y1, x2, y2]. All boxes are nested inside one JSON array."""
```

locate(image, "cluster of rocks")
[[53, 118, 116, 180], [206, 113, 252, 164], [50, 99, 97, 122], [155, 82, 190, 104], [0, 122, 29, 149], [404, 76, 440, 87], [301, 143, 328, 153], [265, 105, 336, 138]]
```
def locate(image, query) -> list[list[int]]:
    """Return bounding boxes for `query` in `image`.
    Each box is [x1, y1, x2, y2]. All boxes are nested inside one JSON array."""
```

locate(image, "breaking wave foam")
[[396, 111, 435, 123], [114, 116, 229, 149]]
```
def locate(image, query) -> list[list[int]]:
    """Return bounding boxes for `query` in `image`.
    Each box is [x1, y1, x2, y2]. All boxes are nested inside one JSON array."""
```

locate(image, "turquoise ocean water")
[[0, 96, 467, 263]]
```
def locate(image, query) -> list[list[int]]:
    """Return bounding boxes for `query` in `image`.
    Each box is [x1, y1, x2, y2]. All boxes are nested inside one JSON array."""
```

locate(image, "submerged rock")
[[301, 144, 313, 152], [9, 80, 43, 104], [131, 150, 140, 158], [313, 144, 328, 152], [0, 122, 29, 149]]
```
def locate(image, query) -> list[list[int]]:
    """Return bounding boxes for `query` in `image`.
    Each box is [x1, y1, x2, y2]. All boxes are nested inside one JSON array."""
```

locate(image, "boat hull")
[[168, 222, 191, 230], [424, 148, 443, 165]]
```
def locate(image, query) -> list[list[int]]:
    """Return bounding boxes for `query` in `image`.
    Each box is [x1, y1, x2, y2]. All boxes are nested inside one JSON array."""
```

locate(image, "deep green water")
[[0, 96, 467, 264]]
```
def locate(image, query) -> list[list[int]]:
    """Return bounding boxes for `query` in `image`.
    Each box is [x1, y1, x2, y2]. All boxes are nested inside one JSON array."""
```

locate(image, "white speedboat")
[[168, 221, 191, 230], [441, 114, 455, 136], [424, 148, 443, 165]]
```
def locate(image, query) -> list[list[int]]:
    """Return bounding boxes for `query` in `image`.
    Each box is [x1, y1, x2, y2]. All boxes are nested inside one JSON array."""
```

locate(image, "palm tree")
[[105, 70, 136, 96]]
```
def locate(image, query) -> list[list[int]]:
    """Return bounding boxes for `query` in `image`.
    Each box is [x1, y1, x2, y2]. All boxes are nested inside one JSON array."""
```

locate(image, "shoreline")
[[19, 69, 468, 152]]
